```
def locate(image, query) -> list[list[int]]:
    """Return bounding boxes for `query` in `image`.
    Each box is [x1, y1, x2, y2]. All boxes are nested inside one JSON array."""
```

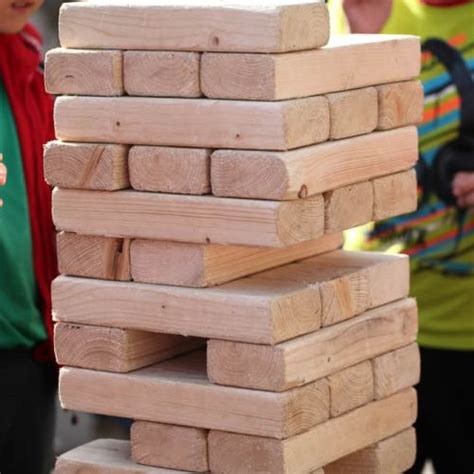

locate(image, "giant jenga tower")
[[47, 1, 424, 472]]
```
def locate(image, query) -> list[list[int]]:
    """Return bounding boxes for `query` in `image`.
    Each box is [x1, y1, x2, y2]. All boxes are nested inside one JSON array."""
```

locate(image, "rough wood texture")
[[328, 361, 374, 417], [201, 35, 420, 100], [124, 51, 201, 97], [57, 232, 131, 281], [43, 141, 129, 191], [59, 351, 330, 439], [59, 1, 329, 53], [52, 189, 325, 248], [211, 126, 418, 200], [207, 298, 417, 391], [372, 169, 418, 220], [324, 428, 416, 474], [327, 87, 378, 140], [324, 181, 374, 233], [131, 422, 208, 472], [54, 96, 329, 151], [130, 233, 343, 287], [208, 389, 417, 473], [45, 48, 123, 96], [129, 146, 210, 195], [55, 439, 188, 473], [373, 344, 421, 400], [377, 80, 424, 130], [54, 322, 203, 372]]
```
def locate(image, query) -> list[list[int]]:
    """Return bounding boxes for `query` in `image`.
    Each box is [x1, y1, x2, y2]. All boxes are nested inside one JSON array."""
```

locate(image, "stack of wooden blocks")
[[48, 1, 424, 472]]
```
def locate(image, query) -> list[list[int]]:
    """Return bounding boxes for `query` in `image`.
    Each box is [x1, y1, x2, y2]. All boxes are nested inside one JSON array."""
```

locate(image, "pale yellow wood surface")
[[201, 35, 420, 100], [54, 96, 329, 151], [130, 233, 343, 287], [373, 343, 421, 400], [372, 169, 418, 220], [59, 1, 329, 53], [55, 439, 189, 473], [124, 51, 201, 97], [327, 87, 378, 140], [44, 141, 129, 191], [54, 322, 203, 372], [324, 428, 416, 474], [328, 361, 374, 417], [377, 80, 424, 130], [129, 146, 210, 195], [52, 189, 325, 247], [207, 389, 417, 473], [210, 126, 418, 200], [45, 48, 123, 96], [131, 422, 208, 472], [207, 298, 417, 391], [57, 232, 131, 281], [59, 351, 330, 439]]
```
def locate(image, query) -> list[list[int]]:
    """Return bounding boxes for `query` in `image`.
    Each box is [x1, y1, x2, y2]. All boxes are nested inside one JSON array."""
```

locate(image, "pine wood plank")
[[44, 141, 129, 191], [55, 439, 189, 473], [54, 96, 330, 151], [324, 428, 416, 473], [129, 146, 210, 195], [131, 422, 208, 472], [327, 87, 378, 140], [377, 80, 424, 130], [124, 51, 201, 98], [201, 35, 420, 100], [207, 298, 417, 391], [373, 343, 420, 400], [208, 389, 417, 473], [54, 322, 203, 372], [59, 1, 329, 53], [57, 232, 131, 281], [52, 189, 325, 248], [59, 351, 330, 439], [45, 48, 123, 96], [130, 233, 343, 287], [211, 126, 418, 200]]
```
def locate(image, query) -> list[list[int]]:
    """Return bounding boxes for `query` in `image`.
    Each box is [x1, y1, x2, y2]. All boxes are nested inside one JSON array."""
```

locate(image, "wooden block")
[[208, 388, 417, 473], [54, 322, 203, 372], [372, 169, 417, 220], [211, 126, 418, 200], [373, 343, 420, 400], [124, 51, 201, 98], [57, 232, 131, 281], [129, 146, 210, 195], [328, 361, 374, 417], [207, 298, 417, 391], [327, 87, 378, 140], [52, 189, 325, 248], [55, 439, 188, 473], [324, 428, 416, 473], [377, 80, 424, 130], [59, 351, 330, 439], [130, 233, 343, 287], [54, 95, 330, 151], [324, 181, 374, 233], [43, 141, 129, 191], [201, 35, 420, 100], [45, 48, 123, 96], [131, 422, 208, 472], [59, 1, 329, 53]]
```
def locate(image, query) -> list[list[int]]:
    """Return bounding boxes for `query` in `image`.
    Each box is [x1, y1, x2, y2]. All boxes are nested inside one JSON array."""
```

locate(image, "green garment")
[[0, 80, 46, 349]]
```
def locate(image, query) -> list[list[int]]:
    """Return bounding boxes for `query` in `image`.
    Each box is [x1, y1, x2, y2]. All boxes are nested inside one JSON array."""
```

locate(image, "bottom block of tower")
[[208, 388, 417, 473], [55, 439, 190, 473], [324, 428, 416, 473]]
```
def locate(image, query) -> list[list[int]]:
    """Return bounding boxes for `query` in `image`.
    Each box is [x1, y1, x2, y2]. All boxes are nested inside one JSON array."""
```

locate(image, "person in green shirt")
[[331, 1, 474, 472]]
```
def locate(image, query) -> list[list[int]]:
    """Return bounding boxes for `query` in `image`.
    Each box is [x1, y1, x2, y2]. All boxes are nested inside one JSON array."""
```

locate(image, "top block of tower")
[[59, 0, 330, 53]]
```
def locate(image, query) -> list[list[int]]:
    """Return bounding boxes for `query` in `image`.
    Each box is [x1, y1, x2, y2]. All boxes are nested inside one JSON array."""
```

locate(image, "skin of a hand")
[[0, 162, 6, 186], [452, 172, 474, 208], [343, 0, 393, 34], [0, 0, 44, 34]]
